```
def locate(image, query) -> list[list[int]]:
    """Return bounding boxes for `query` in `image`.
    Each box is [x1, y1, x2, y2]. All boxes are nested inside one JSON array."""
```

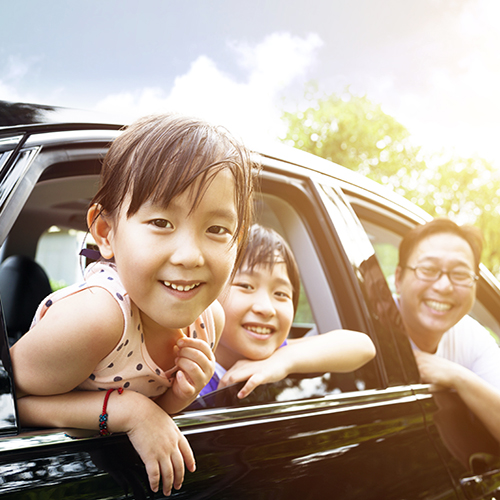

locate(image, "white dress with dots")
[[30, 260, 216, 398]]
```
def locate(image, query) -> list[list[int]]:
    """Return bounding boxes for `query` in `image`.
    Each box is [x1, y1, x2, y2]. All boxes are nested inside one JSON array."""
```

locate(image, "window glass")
[[361, 219, 400, 294], [35, 227, 93, 290]]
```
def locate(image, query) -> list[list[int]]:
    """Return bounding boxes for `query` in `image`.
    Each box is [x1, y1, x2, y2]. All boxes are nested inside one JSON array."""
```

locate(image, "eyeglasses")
[[406, 265, 479, 288]]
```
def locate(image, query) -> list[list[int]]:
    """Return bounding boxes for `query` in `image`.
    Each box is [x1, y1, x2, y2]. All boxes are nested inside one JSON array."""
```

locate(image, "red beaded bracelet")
[[99, 387, 124, 436]]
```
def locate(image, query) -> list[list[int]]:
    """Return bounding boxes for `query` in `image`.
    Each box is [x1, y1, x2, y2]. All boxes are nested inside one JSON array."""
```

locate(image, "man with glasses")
[[395, 218, 500, 442]]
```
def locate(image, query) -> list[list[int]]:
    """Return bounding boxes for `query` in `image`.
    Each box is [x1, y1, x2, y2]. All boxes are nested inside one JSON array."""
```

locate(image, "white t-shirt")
[[414, 315, 500, 392]]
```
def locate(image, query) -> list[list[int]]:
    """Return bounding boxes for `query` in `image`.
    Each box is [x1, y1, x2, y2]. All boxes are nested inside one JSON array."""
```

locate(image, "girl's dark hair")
[[240, 224, 301, 313], [398, 217, 483, 272], [91, 113, 256, 270]]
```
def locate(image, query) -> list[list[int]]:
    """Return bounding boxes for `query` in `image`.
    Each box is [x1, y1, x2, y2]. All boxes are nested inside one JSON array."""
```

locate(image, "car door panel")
[[173, 385, 460, 499]]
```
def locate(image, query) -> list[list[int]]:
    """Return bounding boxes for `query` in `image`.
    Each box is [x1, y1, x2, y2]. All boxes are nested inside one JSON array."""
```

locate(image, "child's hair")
[[239, 224, 300, 312], [90, 113, 256, 269]]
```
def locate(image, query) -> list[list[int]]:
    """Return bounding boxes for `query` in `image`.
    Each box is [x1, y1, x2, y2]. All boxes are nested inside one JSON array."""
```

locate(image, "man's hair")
[[90, 113, 256, 271], [239, 224, 301, 313], [398, 217, 483, 272]]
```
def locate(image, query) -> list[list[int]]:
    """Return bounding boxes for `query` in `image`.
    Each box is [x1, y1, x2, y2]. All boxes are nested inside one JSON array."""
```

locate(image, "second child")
[[201, 224, 376, 399]]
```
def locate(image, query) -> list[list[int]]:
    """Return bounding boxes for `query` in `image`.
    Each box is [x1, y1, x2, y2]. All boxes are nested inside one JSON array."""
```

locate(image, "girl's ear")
[[87, 204, 114, 259]]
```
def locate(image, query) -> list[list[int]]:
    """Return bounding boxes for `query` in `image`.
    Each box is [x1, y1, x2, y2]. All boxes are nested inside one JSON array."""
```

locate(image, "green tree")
[[419, 156, 500, 276], [281, 86, 427, 202], [281, 85, 500, 278]]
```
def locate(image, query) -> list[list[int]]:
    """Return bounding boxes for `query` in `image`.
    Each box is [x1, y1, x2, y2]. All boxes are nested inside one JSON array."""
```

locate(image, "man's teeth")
[[247, 326, 272, 335], [425, 300, 452, 312], [164, 281, 200, 292]]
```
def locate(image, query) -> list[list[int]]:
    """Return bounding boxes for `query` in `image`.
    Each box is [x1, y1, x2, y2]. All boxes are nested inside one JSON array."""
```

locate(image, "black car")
[[0, 110, 499, 499]]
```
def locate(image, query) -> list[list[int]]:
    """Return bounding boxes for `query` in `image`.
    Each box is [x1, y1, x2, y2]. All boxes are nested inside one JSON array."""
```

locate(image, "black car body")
[[0, 112, 499, 499]]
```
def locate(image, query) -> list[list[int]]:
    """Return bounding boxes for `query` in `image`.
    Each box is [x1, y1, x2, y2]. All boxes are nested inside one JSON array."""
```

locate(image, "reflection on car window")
[[360, 219, 401, 294]]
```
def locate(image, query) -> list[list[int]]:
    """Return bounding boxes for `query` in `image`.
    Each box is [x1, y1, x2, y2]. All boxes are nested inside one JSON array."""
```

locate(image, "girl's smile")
[[99, 168, 238, 336], [216, 262, 295, 369]]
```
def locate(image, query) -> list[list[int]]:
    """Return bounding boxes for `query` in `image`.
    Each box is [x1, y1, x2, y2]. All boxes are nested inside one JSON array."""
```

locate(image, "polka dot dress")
[[30, 260, 216, 398]]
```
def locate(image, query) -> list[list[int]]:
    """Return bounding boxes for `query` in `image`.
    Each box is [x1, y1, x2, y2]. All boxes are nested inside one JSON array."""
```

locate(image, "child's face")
[[103, 168, 238, 334], [216, 261, 295, 369]]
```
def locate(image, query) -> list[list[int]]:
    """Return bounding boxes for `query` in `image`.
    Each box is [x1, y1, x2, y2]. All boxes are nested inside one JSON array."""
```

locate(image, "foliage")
[[419, 156, 500, 276], [281, 85, 500, 278]]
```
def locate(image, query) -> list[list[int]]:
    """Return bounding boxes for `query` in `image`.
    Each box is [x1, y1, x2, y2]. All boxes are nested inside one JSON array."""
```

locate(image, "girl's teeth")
[[248, 326, 272, 335], [164, 281, 199, 292]]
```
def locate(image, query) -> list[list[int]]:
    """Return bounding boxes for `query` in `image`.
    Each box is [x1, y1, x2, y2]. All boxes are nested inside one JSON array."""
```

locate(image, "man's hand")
[[413, 349, 466, 391]]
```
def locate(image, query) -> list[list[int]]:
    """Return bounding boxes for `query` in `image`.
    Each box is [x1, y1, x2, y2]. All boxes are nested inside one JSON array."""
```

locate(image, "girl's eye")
[[207, 225, 230, 235], [275, 290, 292, 300], [150, 219, 172, 228], [233, 282, 253, 291]]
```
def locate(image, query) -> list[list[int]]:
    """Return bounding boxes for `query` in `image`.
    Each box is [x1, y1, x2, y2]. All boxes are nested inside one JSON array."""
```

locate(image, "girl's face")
[[100, 168, 238, 336], [215, 261, 295, 370]]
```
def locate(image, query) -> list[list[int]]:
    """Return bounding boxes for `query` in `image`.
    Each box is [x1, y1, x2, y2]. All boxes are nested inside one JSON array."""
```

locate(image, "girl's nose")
[[169, 234, 204, 268], [251, 291, 276, 318]]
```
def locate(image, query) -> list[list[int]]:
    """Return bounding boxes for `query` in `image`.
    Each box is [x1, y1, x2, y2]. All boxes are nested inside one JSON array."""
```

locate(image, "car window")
[[35, 226, 89, 290], [189, 180, 382, 411], [361, 219, 400, 294]]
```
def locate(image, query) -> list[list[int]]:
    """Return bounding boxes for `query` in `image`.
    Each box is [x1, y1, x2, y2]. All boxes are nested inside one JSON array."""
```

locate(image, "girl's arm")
[[11, 287, 123, 397], [156, 301, 225, 414], [10, 287, 194, 495], [219, 330, 376, 398], [17, 389, 195, 496]]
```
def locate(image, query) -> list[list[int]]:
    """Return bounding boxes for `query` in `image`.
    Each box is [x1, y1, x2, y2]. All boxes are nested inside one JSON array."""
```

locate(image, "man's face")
[[395, 232, 476, 351]]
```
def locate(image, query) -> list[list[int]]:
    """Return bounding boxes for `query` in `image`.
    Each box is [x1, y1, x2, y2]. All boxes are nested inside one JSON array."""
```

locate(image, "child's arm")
[[219, 330, 376, 398], [156, 300, 225, 414], [10, 288, 194, 496], [16, 389, 194, 496]]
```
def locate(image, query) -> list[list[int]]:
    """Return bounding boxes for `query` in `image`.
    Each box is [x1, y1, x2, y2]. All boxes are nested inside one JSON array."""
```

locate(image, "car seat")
[[0, 255, 52, 345]]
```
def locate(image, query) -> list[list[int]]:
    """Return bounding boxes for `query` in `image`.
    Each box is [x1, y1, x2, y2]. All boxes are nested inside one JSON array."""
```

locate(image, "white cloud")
[[93, 33, 323, 146], [370, 0, 500, 166]]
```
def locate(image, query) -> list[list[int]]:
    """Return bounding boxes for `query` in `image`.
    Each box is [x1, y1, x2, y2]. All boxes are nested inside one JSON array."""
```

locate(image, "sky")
[[2, 0, 500, 165]]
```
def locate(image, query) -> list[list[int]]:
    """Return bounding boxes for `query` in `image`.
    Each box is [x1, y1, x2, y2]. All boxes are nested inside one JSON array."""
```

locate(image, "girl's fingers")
[[179, 434, 196, 472], [144, 460, 162, 493], [177, 338, 214, 359], [170, 449, 186, 491]]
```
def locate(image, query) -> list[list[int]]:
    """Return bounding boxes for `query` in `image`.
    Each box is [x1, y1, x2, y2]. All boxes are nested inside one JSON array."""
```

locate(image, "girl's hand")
[[219, 356, 289, 399], [171, 338, 216, 404], [111, 390, 195, 496]]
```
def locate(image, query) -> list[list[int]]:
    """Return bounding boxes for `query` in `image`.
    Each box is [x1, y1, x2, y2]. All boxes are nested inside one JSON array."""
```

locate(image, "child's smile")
[[104, 168, 238, 336], [216, 262, 294, 369]]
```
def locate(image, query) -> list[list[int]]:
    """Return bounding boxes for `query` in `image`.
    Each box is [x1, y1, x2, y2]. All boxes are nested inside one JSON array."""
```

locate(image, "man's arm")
[[414, 350, 500, 443]]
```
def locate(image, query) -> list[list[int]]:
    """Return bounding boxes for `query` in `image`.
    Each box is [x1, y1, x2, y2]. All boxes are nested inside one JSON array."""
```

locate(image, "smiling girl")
[[10, 113, 255, 496]]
